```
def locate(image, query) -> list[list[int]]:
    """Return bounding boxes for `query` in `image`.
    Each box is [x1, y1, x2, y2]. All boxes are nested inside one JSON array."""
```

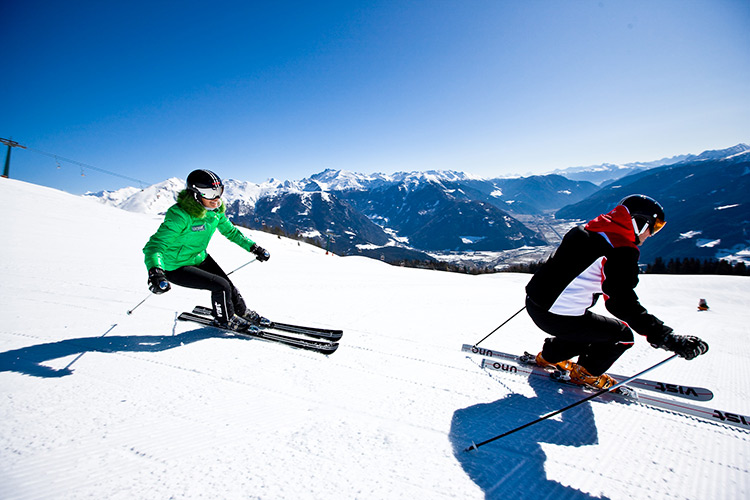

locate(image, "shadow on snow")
[[450, 371, 611, 500], [0, 325, 233, 378]]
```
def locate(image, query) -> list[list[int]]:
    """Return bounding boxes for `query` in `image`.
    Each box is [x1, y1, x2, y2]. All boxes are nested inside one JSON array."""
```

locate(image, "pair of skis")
[[179, 306, 342, 355], [462, 344, 750, 431]]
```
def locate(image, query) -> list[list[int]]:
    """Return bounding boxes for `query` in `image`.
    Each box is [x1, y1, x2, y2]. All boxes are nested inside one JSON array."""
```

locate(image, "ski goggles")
[[634, 215, 666, 237], [193, 183, 224, 200], [651, 217, 666, 234]]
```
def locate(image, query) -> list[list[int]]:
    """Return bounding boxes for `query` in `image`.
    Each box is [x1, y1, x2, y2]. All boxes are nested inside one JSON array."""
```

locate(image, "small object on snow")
[[698, 298, 709, 311]]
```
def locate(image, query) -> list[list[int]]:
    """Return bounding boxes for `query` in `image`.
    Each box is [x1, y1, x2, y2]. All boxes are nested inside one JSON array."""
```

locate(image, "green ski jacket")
[[143, 190, 256, 271]]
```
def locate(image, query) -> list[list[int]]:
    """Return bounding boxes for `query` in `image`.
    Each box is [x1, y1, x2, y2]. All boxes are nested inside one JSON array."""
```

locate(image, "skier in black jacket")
[[525, 194, 708, 389]]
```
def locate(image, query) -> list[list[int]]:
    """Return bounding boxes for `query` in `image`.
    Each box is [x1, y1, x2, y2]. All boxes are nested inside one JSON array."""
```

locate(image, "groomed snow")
[[1, 177, 748, 499]]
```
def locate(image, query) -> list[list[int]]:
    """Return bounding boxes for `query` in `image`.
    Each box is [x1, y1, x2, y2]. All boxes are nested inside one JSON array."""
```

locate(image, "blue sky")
[[2, 0, 749, 194]]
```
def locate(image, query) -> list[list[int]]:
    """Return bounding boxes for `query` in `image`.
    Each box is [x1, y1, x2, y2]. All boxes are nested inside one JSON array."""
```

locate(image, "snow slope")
[[1, 177, 749, 499]]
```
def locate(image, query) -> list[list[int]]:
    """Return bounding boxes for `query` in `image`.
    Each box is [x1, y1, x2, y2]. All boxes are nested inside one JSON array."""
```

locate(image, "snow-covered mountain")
[[82, 144, 749, 265], [83, 169, 594, 261], [551, 159, 683, 186], [84, 177, 183, 215], [551, 144, 750, 186], [673, 143, 750, 165], [557, 153, 750, 264], [2, 176, 749, 499], [305, 168, 486, 192], [336, 178, 552, 252], [83, 177, 285, 216]]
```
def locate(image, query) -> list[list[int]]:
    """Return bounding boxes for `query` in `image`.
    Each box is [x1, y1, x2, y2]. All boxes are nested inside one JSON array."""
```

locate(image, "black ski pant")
[[526, 296, 634, 375], [165, 255, 247, 323]]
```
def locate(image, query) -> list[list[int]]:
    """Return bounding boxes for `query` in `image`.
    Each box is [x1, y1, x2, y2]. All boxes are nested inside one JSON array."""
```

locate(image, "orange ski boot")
[[569, 364, 616, 390], [535, 352, 575, 372]]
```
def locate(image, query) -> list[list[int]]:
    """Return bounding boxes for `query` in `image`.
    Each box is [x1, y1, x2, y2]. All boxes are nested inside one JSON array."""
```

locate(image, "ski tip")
[[323, 344, 340, 355]]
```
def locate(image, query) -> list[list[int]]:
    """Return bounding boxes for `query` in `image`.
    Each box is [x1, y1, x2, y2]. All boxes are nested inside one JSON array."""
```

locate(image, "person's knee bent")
[[206, 275, 232, 295], [616, 324, 635, 346]]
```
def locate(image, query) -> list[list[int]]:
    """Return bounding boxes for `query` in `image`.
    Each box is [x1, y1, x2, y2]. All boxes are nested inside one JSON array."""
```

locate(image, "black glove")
[[649, 331, 708, 360], [148, 267, 171, 294], [250, 244, 270, 262]]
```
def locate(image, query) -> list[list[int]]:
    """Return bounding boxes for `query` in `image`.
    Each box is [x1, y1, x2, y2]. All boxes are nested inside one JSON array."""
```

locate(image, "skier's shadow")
[[0, 326, 227, 378], [449, 370, 610, 500]]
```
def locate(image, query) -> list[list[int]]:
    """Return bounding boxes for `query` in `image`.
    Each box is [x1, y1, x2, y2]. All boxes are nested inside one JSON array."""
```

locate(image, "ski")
[[192, 305, 343, 341], [479, 357, 750, 431], [462, 344, 714, 401], [178, 312, 339, 355]]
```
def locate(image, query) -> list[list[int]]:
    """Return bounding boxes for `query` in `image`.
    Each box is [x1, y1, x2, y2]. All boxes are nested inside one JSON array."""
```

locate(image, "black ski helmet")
[[186, 169, 224, 200], [619, 194, 666, 236]]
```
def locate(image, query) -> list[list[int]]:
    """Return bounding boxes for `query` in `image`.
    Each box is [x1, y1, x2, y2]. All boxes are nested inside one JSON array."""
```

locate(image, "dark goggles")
[[194, 184, 224, 200]]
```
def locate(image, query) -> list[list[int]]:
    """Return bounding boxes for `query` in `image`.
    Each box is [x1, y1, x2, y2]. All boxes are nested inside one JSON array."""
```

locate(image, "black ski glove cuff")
[[148, 267, 171, 294], [250, 244, 270, 262], [649, 331, 709, 360]]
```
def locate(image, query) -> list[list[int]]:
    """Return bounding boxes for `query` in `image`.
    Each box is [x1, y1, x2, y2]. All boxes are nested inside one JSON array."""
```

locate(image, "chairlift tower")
[[1, 138, 26, 178]]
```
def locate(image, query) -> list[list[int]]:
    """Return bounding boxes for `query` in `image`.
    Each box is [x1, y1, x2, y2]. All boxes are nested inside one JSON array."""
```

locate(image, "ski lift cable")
[[21, 143, 151, 187]]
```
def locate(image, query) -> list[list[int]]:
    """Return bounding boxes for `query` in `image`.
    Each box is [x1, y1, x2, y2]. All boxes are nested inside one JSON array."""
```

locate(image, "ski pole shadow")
[[449, 373, 610, 500], [0, 327, 226, 378]]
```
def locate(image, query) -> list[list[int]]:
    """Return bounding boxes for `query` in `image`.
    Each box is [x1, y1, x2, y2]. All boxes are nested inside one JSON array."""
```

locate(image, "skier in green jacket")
[[143, 169, 270, 331]]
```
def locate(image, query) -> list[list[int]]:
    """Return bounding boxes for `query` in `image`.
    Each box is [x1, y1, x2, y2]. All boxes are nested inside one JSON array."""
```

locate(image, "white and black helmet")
[[186, 169, 224, 200]]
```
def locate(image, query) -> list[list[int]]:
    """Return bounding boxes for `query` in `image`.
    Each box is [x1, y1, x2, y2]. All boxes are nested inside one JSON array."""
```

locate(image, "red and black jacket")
[[525, 205, 672, 342]]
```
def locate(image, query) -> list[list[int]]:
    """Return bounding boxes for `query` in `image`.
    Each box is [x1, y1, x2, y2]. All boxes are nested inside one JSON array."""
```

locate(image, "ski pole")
[[127, 258, 253, 314], [64, 323, 118, 370], [464, 354, 679, 452], [127, 293, 152, 315], [228, 258, 257, 276], [474, 306, 526, 346]]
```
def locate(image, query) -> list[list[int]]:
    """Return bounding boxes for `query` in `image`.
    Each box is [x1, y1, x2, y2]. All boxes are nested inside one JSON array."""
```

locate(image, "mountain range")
[[556, 144, 750, 265], [85, 144, 750, 267], [554, 143, 750, 187]]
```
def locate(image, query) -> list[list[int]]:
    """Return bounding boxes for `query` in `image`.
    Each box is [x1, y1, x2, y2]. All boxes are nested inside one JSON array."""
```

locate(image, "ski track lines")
[[465, 354, 750, 499], [276, 328, 490, 498], [3, 313, 749, 499], [1, 336, 314, 499], [318, 327, 749, 499], [200, 327, 477, 499], [1, 323, 474, 499], [542, 403, 750, 499]]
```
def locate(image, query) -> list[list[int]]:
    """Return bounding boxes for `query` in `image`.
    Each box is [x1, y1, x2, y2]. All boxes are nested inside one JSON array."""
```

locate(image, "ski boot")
[[534, 352, 576, 372], [569, 364, 616, 390], [241, 309, 271, 327], [225, 314, 255, 333]]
